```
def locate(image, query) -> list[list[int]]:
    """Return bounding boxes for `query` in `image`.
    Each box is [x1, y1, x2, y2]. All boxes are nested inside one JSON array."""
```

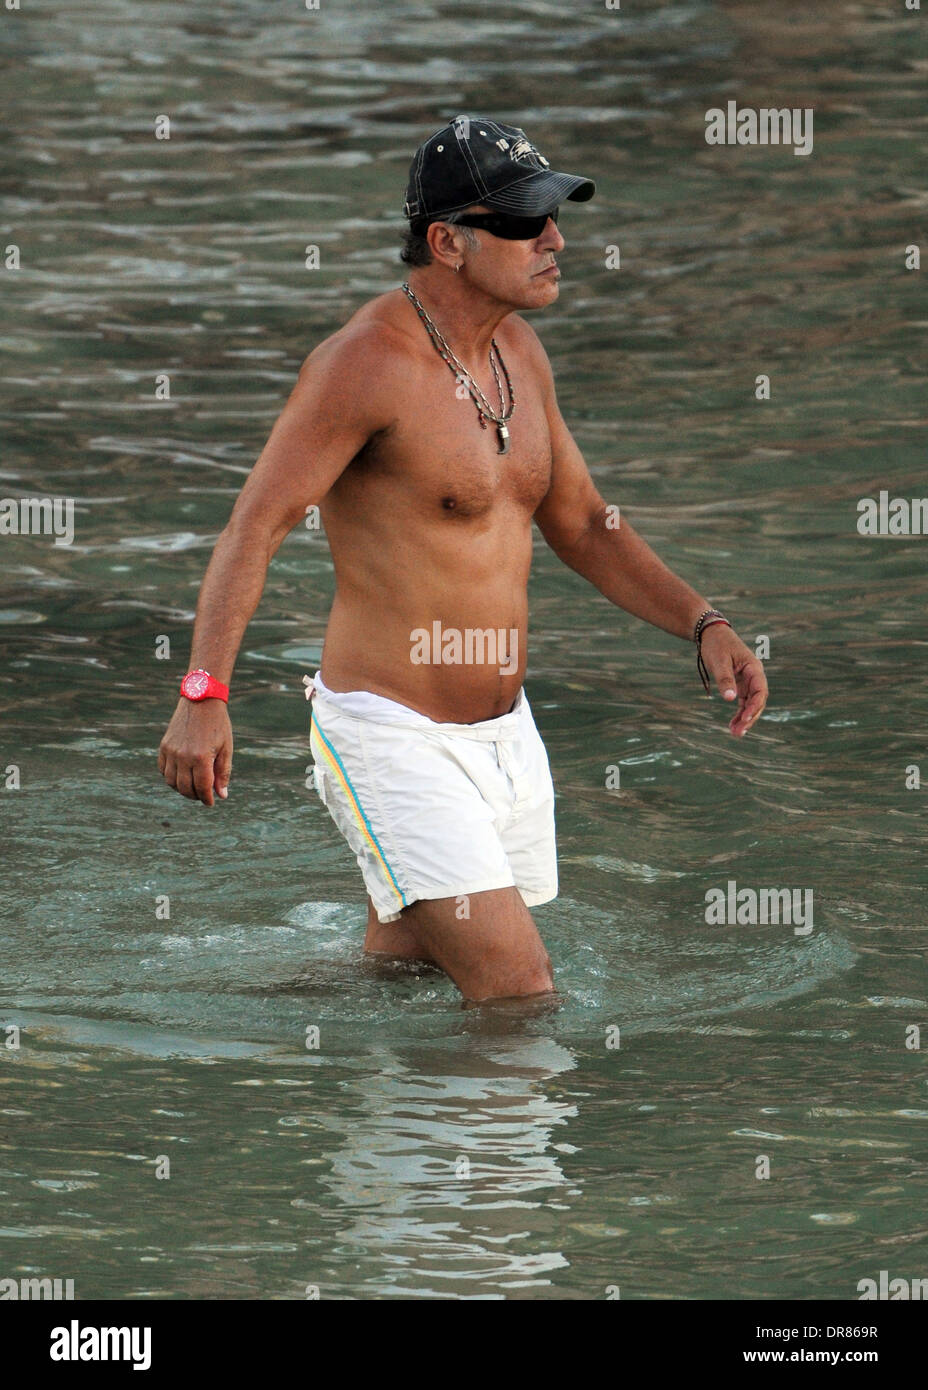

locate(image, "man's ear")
[[426, 220, 463, 269]]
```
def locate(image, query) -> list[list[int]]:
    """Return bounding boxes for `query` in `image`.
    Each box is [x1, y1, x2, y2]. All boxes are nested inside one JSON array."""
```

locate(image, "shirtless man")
[[158, 115, 768, 1004]]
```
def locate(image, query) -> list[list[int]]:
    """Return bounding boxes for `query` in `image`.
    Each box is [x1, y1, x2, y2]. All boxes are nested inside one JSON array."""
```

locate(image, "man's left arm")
[[527, 332, 767, 737]]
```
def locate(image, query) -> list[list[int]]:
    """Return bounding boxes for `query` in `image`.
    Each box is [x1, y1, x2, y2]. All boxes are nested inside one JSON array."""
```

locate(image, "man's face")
[[451, 203, 566, 309]]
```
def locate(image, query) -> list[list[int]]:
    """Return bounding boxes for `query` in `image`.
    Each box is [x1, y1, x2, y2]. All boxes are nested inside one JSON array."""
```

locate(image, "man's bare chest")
[[347, 372, 553, 520]]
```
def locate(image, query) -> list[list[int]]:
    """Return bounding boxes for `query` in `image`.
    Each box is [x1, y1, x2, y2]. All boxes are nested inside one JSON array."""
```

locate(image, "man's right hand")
[[158, 699, 233, 806]]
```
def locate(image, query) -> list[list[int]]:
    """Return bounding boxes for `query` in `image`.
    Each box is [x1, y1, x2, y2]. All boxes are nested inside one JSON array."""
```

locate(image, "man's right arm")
[[158, 323, 399, 805]]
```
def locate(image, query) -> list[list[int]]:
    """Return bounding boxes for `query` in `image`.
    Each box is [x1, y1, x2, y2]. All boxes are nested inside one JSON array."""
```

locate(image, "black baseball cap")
[[403, 114, 595, 228]]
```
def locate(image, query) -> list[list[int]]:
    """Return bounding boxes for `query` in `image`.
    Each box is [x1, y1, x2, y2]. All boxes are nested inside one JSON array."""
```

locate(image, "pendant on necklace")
[[497, 421, 511, 455]]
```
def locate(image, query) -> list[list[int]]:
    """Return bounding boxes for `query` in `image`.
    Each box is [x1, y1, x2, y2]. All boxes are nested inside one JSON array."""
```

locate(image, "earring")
[[454, 263, 461, 273]]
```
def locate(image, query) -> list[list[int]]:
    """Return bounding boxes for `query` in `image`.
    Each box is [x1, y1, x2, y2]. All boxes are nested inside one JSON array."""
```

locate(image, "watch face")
[[184, 672, 209, 698]]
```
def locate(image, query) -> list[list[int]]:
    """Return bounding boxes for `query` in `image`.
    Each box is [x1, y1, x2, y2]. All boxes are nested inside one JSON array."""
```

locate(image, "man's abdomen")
[[321, 583, 529, 723]]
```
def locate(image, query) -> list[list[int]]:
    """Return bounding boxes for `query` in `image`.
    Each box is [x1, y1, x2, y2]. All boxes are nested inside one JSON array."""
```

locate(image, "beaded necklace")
[[401, 281, 515, 454]]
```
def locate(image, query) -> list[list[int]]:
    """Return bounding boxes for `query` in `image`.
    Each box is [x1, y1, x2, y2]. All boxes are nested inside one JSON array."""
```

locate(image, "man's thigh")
[[399, 886, 554, 1002], [364, 896, 436, 963]]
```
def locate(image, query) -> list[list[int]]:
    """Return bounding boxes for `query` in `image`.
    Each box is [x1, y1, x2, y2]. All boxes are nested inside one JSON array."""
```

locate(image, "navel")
[[441, 496, 456, 510]]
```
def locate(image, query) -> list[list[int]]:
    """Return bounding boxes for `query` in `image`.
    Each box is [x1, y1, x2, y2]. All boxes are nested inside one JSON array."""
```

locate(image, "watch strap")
[[180, 669, 229, 702]]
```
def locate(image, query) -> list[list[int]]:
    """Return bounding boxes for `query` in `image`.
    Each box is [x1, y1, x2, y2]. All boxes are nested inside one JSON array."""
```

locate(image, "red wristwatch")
[[180, 668, 229, 703]]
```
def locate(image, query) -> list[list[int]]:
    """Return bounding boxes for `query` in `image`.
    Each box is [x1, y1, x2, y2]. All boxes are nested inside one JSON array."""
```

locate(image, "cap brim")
[[485, 169, 595, 215]]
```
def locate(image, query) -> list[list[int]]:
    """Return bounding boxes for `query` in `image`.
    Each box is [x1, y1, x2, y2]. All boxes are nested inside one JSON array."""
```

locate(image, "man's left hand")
[[699, 624, 768, 738]]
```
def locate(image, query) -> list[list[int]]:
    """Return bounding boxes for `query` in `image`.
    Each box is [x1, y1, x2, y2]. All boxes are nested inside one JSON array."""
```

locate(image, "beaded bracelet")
[[694, 608, 732, 693]]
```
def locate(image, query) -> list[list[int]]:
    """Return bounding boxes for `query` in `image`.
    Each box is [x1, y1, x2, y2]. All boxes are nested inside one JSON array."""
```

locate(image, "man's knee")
[[397, 887, 554, 1000], [523, 953, 555, 996], [483, 945, 554, 1001]]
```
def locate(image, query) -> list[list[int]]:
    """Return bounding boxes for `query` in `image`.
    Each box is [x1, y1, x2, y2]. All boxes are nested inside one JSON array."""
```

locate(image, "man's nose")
[[540, 217, 565, 250]]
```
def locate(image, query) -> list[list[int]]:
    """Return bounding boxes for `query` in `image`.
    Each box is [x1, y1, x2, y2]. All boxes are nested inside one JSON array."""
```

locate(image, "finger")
[[731, 677, 765, 719], [213, 741, 232, 801], [730, 703, 764, 736], [711, 658, 738, 702], [174, 763, 197, 800], [192, 757, 215, 806], [729, 670, 767, 735]]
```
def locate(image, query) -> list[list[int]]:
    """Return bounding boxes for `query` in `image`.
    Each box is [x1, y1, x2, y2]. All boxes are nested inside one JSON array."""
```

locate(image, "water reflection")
[[2, 0, 926, 1299], [313, 1039, 578, 1297]]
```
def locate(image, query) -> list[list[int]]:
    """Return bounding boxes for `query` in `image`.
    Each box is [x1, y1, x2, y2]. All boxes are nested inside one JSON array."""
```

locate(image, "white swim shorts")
[[306, 669, 558, 924]]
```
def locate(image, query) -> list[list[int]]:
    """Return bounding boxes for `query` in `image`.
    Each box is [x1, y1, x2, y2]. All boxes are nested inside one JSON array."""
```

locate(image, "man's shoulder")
[[502, 313, 554, 386], [502, 312, 551, 361], [302, 292, 419, 376], [281, 294, 417, 438]]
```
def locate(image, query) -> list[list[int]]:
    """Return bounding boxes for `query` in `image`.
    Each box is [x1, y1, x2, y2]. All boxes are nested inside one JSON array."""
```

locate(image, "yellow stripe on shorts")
[[310, 710, 407, 909]]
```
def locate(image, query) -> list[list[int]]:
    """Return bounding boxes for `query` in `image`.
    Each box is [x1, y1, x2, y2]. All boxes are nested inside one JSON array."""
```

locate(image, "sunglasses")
[[434, 207, 560, 241]]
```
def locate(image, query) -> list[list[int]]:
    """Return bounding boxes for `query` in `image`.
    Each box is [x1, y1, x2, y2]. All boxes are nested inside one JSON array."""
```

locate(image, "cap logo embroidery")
[[509, 137, 537, 161]]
